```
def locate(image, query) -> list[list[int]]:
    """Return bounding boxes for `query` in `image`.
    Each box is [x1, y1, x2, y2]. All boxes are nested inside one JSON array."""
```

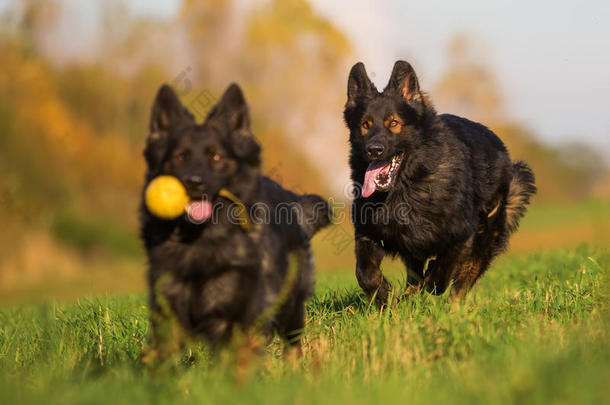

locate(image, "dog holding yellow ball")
[[140, 83, 331, 357]]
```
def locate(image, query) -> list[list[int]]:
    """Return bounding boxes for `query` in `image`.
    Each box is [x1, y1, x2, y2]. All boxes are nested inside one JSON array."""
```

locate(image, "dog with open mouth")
[[140, 83, 331, 357], [344, 61, 536, 304]]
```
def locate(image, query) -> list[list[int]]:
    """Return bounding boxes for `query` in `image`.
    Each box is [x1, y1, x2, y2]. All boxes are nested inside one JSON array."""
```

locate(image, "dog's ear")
[[211, 83, 260, 165], [385, 60, 422, 103], [149, 84, 193, 135], [145, 84, 194, 170], [209, 83, 251, 134], [346, 62, 376, 107]]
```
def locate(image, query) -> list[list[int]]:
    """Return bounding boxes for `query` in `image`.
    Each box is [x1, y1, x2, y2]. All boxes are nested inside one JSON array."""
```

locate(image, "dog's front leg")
[[144, 274, 185, 364], [355, 236, 392, 306]]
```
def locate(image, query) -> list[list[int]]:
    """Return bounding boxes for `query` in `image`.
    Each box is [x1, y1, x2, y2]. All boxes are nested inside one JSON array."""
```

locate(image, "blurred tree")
[[244, 0, 353, 193], [19, 0, 62, 52], [0, 2, 144, 267], [433, 33, 607, 201], [435, 33, 502, 122], [176, 0, 353, 194]]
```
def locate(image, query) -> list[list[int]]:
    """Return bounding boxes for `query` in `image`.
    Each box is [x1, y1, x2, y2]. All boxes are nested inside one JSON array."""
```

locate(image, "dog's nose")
[[185, 175, 204, 190], [366, 143, 385, 159]]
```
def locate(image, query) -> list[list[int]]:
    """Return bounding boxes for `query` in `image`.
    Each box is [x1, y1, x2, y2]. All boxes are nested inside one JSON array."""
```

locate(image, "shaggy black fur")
[[344, 61, 536, 304], [140, 83, 331, 354]]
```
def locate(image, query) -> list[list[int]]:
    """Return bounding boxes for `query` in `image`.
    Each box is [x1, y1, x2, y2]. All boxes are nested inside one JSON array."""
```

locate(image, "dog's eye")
[[211, 153, 223, 164], [174, 152, 189, 162], [389, 120, 399, 128], [361, 121, 371, 135]]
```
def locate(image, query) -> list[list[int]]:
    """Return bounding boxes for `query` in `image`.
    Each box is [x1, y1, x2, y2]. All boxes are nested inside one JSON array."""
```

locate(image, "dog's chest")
[[355, 183, 465, 258], [150, 225, 261, 280]]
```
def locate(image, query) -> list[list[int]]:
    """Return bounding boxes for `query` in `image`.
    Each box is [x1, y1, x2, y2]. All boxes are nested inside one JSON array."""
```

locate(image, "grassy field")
[[0, 245, 608, 404]]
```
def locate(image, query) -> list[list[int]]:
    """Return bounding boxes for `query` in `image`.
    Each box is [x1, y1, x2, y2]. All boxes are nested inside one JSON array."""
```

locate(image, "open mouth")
[[186, 199, 213, 223], [361, 153, 404, 198]]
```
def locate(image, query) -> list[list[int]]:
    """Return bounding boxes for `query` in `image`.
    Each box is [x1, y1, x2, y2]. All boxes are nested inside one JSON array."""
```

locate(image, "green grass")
[[0, 245, 608, 404], [52, 210, 142, 259], [519, 198, 610, 231]]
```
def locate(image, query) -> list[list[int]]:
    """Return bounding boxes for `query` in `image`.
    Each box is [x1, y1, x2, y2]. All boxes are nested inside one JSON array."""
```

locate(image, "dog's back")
[[262, 177, 331, 245]]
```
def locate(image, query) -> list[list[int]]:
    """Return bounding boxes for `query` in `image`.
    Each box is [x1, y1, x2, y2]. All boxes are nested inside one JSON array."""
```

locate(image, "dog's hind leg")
[[274, 246, 314, 354], [438, 212, 509, 298], [422, 254, 457, 296], [355, 236, 392, 306], [423, 235, 498, 299], [275, 297, 306, 368], [447, 251, 483, 299], [421, 234, 477, 297], [449, 238, 499, 298], [279, 298, 306, 353]]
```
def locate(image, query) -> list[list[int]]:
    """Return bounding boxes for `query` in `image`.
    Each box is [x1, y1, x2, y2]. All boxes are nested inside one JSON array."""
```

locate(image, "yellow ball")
[[145, 175, 190, 219]]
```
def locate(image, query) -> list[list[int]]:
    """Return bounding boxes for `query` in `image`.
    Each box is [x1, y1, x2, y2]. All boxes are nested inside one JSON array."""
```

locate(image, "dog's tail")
[[505, 161, 537, 233], [298, 194, 333, 238]]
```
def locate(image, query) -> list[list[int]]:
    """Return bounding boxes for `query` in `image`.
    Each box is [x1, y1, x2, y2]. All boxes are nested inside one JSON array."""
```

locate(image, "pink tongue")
[[186, 200, 213, 223], [361, 161, 390, 198]]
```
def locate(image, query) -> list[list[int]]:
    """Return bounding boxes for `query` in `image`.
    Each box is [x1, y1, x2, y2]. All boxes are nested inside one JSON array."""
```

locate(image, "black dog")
[[344, 61, 536, 304], [140, 83, 331, 356]]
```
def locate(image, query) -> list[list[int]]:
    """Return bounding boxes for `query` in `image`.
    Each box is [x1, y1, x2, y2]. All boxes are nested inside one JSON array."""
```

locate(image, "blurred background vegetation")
[[0, 0, 608, 303]]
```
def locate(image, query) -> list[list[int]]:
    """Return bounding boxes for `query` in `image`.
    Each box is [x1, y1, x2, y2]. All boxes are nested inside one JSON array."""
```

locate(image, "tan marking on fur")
[[160, 111, 170, 128], [427, 160, 452, 182], [401, 76, 423, 103], [411, 92, 434, 110], [487, 201, 500, 218], [404, 284, 421, 296], [423, 255, 436, 274], [384, 114, 403, 133], [361, 119, 371, 136], [401, 82, 410, 101], [450, 238, 482, 298]]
